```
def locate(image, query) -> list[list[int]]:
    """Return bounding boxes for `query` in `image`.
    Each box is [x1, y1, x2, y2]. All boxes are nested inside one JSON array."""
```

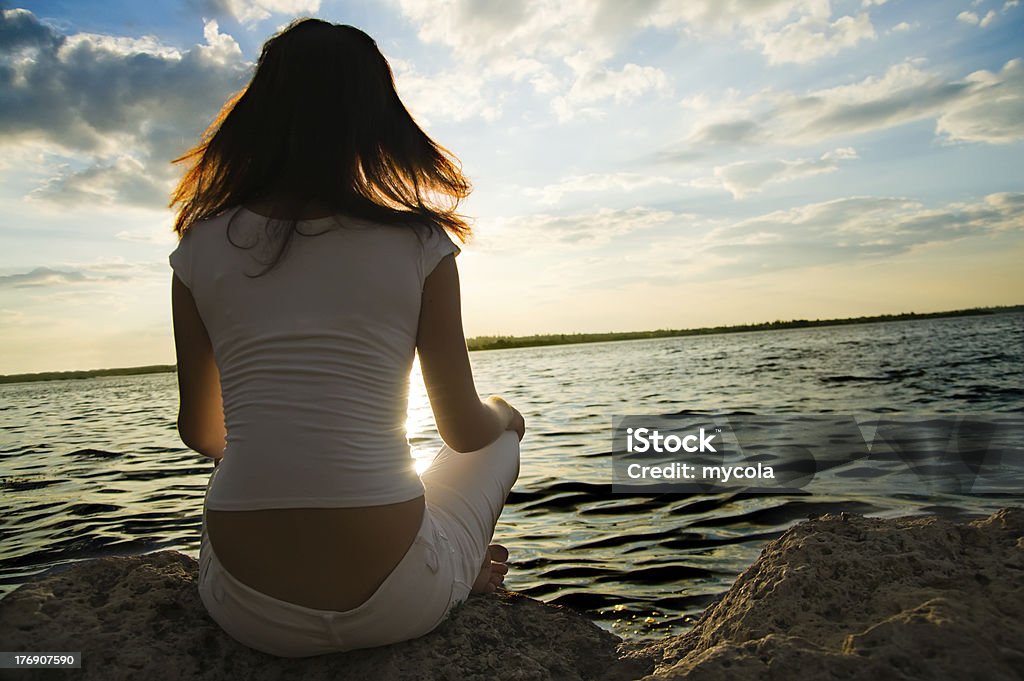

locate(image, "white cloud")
[[480, 190, 1024, 284], [755, 12, 875, 65], [395, 0, 608, 68], [627, 191, 1024, 280], [703, 192, 1024, 267], [711, 147, 859, 199], [529, 172, 682, 204], [640, 0, 834, 34], [936, 59, 1024, 144], [489, 56, 562, 94], [773, 60, 962, 138], [199, 19, 244, 63], [393, 0, 888, 121], [57, 32, 182, 60], [666, 58, 1024, 158], [476, 206, 679, 251], [890, 21, 913, 32], [201, 0, 322, 25], [553, 63, 671, 121], [392, 61, 503, 124], [114, 227, 178, 245], [958, 9, 998, 26]]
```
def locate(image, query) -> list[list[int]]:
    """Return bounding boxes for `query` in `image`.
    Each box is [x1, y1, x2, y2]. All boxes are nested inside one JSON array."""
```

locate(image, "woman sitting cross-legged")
[[168, 17, 524, 658]]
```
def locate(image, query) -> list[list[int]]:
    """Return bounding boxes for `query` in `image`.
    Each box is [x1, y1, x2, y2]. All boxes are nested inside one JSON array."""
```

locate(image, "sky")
[[0, 0, 1022, 374]]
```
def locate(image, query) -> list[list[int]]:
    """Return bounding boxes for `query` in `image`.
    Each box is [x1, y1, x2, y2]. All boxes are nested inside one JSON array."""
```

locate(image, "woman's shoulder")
[[179, 205, 454, 253], [181, 206, 244, 235]]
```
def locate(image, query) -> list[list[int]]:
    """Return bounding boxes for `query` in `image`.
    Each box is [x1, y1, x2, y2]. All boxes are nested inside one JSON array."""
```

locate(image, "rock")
[[627, 507, 1024, 680], [0, 550, 624, 681], [1, 509, 1021, 680]]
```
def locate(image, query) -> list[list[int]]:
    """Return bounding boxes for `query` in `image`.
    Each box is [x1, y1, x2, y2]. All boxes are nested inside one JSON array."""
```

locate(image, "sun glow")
[[407, 355, 438, 475]]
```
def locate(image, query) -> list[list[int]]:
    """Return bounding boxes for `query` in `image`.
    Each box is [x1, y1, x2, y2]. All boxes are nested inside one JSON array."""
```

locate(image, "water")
[[1, 312, 1022, 640]]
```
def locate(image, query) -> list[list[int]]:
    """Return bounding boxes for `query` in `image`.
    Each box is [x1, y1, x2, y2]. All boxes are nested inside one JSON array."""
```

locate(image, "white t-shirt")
[[169, 206, 460, 510]]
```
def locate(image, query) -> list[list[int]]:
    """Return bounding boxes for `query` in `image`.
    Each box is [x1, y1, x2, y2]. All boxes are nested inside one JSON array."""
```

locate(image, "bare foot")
[[471, 544, 509, 594]]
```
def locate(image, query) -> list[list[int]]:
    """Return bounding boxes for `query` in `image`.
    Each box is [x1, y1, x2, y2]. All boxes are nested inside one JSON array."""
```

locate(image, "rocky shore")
[[1, 508, 1021, 680]]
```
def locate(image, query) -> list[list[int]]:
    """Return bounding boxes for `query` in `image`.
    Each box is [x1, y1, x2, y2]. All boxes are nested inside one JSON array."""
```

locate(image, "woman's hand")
[[506, 405, 526, 442], [486, 396, 526, 442]]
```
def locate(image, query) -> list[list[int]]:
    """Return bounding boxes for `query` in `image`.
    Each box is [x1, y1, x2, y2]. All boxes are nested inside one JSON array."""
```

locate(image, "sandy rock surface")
[[621, 507, 1024, 680], [0, 550, 625, 681], [1, 509, 1021, 680]]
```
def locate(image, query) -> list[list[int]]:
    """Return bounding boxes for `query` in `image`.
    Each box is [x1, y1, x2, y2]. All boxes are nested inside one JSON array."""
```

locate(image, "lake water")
[[1, 311, 1022, 640]]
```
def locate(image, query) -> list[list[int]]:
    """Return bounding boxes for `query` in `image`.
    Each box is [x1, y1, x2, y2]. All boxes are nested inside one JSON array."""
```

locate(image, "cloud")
[[773, 61, 972, 139], [114, 227, 178, 244], [476, 206, 679, 251], [693, 191, 1024, 276], [473, 190, 1024, 286], [0, 267, 89, 288], [393, 0, 886, 120], [393, 0, 615, 119], [28, 157, 171, 207], [666, 58, 1024, 159], [755, 11, 875, 65], [709, 147, 859, 199], [193, 0, 321, 25], [0, 260, 162, 289], [689, 119, 765, 147], [618, 1, 855, 36], [957, 9, 998, 27], [936, 59, 1024, 144], [392, 60, 503, 124], [395, 0, 608, 67], [553, 63, 670, 121], [529, 172, 683, 204], [0, 9, 249, 208]]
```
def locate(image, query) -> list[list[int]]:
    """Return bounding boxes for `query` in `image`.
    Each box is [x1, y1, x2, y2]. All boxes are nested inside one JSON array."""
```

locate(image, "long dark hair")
[[170, 18, 471, 274]]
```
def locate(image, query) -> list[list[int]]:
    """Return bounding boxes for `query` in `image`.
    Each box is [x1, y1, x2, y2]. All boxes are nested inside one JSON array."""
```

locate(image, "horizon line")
[[1, 303, 1021, 384]]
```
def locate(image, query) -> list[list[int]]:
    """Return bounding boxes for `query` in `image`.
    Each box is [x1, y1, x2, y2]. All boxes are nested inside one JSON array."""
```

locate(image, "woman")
[[168, 18, 524, 657]]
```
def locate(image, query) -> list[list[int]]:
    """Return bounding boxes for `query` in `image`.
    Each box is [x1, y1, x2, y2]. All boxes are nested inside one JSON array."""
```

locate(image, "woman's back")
[[175, 204, 455, 612], [174, 206, 457, 512]]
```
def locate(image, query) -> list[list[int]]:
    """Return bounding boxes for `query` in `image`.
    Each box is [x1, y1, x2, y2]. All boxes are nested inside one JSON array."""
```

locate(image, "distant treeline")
[[2, 304, 1020, 384], [464, 304, 1024, 351], [0, 364, 176, 385]]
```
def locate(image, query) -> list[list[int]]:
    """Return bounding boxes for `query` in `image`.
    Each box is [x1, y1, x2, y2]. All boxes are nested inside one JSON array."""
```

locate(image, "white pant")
[[198, 431, 521, 657]]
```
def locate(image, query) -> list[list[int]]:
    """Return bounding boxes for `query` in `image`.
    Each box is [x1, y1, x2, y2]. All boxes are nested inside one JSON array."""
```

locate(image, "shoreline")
[[465, 303, 1023, 351], [1, 303, 1020, 385]]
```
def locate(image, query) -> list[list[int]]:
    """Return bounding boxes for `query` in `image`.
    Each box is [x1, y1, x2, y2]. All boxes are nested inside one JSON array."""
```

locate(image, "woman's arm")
[[171, 274, 226, 460], [416, 254, 524, 452]]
